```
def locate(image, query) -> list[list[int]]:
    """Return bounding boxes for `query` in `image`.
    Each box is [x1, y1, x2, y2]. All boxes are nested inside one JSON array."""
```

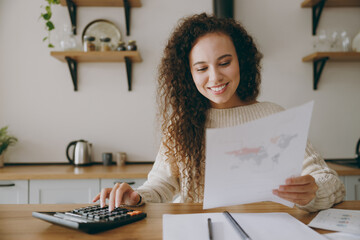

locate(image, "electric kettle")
[[66, 139, 92, 166]]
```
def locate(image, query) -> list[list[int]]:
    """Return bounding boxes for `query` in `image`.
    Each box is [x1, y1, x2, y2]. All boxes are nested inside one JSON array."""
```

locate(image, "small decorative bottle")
[[127, 40, 137, 51], [83, 36, 96, 52], [116, 41, 126, 51], [100, 37, 111, 51]]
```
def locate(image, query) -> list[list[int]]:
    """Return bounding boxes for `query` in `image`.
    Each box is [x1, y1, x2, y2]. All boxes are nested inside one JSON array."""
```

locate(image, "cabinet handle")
[[113, 181, 135, 185], [0, 183, 15, 187]]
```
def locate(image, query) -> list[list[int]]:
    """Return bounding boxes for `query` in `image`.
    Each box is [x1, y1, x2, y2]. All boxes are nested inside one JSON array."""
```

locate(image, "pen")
[[207, 218, 213, 240], [223, 211, 252, 240]]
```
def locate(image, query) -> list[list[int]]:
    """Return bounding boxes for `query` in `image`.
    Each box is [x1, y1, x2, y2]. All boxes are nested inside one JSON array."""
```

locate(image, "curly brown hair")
[[157, 13, 262, 202]]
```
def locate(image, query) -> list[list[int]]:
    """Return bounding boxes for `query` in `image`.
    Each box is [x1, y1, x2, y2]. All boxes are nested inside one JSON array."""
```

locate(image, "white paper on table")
[[203, 101, 314, 209], [309, 209, 360, 235], [324, 232, 360, 240], [163, 212, 327, 240]]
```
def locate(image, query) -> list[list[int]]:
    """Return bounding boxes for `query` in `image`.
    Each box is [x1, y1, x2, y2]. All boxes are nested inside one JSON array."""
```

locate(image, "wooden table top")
[[0, 201, 359, 240], [0, 164, 153, 180]]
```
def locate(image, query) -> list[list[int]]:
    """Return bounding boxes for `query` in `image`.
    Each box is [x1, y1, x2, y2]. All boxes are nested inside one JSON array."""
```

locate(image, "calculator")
[[32, 205, 147, 233]]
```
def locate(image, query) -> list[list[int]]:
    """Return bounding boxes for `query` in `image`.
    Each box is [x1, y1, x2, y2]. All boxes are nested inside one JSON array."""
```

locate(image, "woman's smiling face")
[[189, 32, 243, 109]]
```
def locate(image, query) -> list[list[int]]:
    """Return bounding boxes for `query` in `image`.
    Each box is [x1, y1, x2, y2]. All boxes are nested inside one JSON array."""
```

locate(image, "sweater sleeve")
[[135, 143, 180, 203], [297, 141, 346, 212]]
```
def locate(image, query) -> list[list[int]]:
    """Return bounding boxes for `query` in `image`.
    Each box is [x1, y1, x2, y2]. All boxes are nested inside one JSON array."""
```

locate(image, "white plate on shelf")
[[82, 19, 122, 50]]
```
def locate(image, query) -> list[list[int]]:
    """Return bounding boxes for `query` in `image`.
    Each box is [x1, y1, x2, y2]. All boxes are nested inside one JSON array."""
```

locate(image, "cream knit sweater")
[[136, 102, 345, 212]]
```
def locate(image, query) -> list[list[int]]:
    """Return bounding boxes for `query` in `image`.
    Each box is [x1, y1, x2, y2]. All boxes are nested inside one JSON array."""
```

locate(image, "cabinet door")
[[338, 176, 347, 200], [344, 175, 360, 200], [29, 179, 99, 204], [100, 178, 146, 190], [0, 180, 28, 204]]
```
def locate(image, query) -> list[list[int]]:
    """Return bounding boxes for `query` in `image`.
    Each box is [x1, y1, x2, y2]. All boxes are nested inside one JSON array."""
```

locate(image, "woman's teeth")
[[211, 84, 226, 92]]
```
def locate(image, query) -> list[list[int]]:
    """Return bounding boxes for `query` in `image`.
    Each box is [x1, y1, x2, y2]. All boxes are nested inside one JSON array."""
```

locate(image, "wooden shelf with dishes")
[[51, 51, 142, 91], [302, 52, 360, 90], [301, 0, 360, 8], [59, 0, 142, 35], [301, 0, 360, 35], [301, 1, 360, 90]]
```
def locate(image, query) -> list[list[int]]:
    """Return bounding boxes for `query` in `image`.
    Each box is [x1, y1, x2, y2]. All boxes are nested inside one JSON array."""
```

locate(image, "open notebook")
[[163, 212, 327, 240]]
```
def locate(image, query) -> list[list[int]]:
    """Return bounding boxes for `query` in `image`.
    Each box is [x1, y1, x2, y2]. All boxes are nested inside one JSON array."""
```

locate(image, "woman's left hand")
[[272, 175, 318, 206]]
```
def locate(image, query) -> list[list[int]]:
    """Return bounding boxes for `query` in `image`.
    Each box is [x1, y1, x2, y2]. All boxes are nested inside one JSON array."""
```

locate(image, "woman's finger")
[[109, 183, 120, 211], [92, 193, 100, 203], [99, 188, 111, 208]]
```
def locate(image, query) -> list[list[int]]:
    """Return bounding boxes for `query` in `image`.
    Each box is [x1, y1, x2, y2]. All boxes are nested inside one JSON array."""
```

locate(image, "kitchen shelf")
[[301, 0, 360, 35], [59, 0, 142, 35], [51, 51, 142, 91], [302, 52, 360, 90]]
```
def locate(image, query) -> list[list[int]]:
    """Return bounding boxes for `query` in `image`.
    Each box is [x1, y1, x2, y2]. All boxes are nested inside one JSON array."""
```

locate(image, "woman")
[[93, 13, 345, 212]]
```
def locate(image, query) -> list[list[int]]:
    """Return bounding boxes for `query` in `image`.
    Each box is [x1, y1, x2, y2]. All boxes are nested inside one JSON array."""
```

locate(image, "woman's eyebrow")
[[192, 54, 232, 67], [218, 54, 232, 60]]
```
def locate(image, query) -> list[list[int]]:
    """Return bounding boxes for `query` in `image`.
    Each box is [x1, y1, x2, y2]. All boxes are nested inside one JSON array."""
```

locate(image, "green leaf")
[[45, 6, 51, 13], [46, 21, 55, 31], [42, 36, 48, 42], [48, 43, 55, 48], [42, 13, 51, 20]]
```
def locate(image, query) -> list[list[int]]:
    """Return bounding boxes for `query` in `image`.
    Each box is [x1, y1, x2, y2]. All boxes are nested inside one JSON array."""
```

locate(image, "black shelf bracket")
[[65, 57, 78, 91], [312, 0, 326, 35], [124, 0, 131, 36], [65, 0, 77, 35], [313, 57, 329, 90], [125, 57, 132, 91]]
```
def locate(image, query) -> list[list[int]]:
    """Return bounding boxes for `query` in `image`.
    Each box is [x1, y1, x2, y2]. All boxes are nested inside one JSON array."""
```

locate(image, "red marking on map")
[[226, 147, 262, 156]]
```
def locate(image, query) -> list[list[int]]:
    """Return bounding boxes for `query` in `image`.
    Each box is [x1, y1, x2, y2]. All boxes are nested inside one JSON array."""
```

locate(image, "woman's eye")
[[196, 67, 207, 72], [219, 61, 230, 67]]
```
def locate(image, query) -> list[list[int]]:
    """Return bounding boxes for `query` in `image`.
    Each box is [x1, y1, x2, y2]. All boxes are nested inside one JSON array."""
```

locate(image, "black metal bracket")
[[125, 57, 132, 91], [124, 0, 131, 36], [66, 0, 77, 35], [64, 0, 134, 36], [312, 0, 326, 35], [65, 57, 78, 91], [313, 57, 329, 90]]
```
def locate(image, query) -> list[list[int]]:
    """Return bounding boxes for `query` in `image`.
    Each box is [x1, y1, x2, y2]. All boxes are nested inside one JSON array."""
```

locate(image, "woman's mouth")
[[208, 83, 229, 94]]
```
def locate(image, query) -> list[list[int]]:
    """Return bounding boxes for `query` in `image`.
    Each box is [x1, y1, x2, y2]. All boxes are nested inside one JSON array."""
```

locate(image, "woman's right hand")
[[92, 182, 141, 212]]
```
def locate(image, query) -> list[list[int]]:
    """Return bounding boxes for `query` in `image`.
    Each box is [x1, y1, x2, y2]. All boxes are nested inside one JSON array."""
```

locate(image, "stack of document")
[[163, 212, 327, 240], [309, 209, 360, 239]]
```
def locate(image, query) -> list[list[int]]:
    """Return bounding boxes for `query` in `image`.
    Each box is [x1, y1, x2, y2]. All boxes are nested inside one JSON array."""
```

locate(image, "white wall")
[[0, 0, 359, 163]]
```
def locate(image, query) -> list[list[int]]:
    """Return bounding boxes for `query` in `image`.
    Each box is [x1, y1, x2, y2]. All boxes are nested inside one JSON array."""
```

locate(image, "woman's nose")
[[208, 66, 223, 83]]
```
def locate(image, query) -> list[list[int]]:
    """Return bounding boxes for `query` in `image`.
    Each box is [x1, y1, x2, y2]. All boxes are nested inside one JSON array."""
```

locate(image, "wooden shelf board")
[[50, 51, 142, 63], [302, 52, 360, 62], [60, 0, 142, 7], [301, 0, 360, 8]]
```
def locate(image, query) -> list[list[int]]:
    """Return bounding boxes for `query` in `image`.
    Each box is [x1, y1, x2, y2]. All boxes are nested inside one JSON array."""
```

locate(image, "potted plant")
[[0, 126, 18, 167], [40, 0, 60, 48]]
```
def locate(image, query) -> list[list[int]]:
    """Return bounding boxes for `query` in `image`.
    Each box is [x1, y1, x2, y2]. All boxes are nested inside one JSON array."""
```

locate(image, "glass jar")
[[127, 40, 137, 51], [83, 36, 96, 52], [60, 24, 78, 51], [116, 41, 126, 51], [100, 37, 111, 51]]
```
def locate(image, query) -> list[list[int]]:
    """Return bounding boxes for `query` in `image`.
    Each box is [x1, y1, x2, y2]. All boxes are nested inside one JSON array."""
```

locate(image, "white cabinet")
[[100, 178, 146, 190], [344, 175, 360, 200], [1, 178, 147, 204], [0, 180, 28, 204], [29, 179, 99, 204]]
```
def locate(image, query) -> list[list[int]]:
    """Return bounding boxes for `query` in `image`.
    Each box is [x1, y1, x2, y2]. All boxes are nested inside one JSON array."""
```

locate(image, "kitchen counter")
[[0, 162, 357, 181], [0, 164, 153, 180], [327, 162, 360, 176]]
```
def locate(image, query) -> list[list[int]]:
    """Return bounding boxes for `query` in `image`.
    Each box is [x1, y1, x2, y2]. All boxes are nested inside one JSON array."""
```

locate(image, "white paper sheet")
[[309, 209, 360, 235], [163, 212, 327, 240], [203, 101, 314, 209], [324, 232, 360, 240]]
